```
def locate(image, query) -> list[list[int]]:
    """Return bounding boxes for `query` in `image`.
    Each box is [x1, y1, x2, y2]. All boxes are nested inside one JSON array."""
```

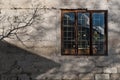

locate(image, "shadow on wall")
[[0, 41, 60, 80]]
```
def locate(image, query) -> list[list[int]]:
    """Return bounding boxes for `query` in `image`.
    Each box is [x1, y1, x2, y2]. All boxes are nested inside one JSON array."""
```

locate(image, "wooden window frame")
[[61, 9, 108, 56]]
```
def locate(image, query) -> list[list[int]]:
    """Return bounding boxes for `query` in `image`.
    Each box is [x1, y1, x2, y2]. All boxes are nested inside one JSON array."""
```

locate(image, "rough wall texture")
[[0, 0, 120, 80]]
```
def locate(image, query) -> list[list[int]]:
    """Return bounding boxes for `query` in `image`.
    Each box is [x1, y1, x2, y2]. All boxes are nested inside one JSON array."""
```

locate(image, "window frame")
[[61, 9, 108, 56]]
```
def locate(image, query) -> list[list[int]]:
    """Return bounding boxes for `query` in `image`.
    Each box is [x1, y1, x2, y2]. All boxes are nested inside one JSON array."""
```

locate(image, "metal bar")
[[90, 11, 93, 55]]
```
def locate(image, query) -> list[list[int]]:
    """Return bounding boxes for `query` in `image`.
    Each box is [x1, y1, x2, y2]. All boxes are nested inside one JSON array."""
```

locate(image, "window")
[[61, 9, 108, 55]]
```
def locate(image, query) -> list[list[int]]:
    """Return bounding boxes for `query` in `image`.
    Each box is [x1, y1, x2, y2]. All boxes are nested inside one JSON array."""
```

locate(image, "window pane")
[[92, 13, 105, 54], [78, 13, 90, 54], [63, 12, 75, 26], [63, 12, 75, 50]]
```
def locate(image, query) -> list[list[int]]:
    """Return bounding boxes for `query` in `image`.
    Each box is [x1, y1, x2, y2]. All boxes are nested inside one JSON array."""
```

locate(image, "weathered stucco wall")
[[0, 0, 120, 80]]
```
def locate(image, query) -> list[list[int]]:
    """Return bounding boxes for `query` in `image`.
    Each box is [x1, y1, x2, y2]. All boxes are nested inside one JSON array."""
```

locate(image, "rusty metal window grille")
[[61, 9, 108, 55]]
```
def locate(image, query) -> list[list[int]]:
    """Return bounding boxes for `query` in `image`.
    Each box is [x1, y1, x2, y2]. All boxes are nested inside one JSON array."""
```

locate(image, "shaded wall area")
[[0, 41, 60, 80]]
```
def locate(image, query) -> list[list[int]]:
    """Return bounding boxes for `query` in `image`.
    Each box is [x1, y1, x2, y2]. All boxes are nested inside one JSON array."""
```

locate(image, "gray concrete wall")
[[0, 0, 120, 80]]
